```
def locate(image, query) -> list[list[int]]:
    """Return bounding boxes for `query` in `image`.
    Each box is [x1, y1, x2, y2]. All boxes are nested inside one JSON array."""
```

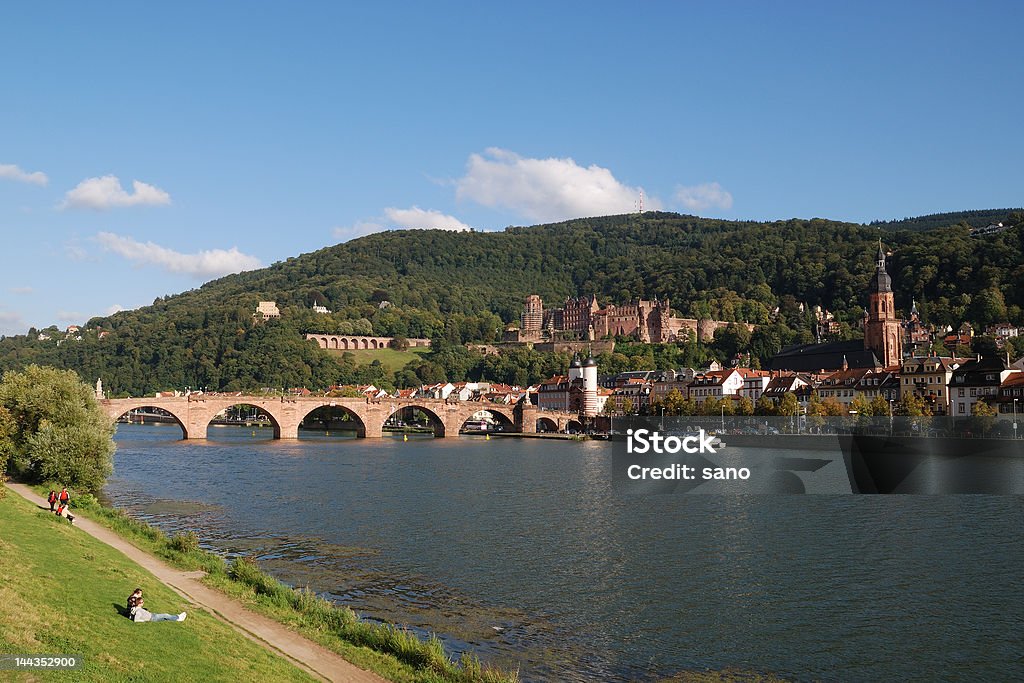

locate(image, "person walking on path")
[[58, 487, 70, 508], [127, 588, 186, 622], [47, 490, 58, 511]]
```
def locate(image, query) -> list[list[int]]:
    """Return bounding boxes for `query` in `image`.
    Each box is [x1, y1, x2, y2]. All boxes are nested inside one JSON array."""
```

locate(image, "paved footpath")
[[7, 483, 386, 683]]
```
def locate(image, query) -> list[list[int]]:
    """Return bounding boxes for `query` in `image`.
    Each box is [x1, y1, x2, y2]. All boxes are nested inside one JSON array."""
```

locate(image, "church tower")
[[863, 241, 902, 367]]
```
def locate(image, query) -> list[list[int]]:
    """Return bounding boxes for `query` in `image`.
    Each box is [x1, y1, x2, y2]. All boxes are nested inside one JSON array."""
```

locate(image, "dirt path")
[[7, 483, 387, 683]]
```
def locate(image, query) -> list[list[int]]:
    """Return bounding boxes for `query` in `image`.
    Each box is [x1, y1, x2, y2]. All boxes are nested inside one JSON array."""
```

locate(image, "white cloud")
[[62, 175, 171, 210], [383, 206, 471, 231], [0, 163, 48, 186], [65, 241, 90, 262], [9, 286, 33, 295], [673, 182, 733, 212], [0, 310, 26, 337], [96, 232, 261, 278], [455, 147, 657, 223], [105, 304, 125, 316]]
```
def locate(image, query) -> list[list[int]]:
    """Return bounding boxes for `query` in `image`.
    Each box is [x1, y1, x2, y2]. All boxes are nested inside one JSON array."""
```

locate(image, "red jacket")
[[59, 489, 69, 503]]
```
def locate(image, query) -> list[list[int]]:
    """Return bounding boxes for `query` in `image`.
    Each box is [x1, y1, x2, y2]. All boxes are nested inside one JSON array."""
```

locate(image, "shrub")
[[0, 366, 115, 492], [168, 530, 200, 554]]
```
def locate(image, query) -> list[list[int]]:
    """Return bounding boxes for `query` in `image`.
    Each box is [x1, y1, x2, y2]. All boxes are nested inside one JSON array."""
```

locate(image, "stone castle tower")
[[863, 241, 903, 368]]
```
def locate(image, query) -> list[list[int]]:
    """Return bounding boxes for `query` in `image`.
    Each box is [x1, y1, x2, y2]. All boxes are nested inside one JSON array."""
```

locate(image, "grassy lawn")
[[330, 347, 429, 372], [0, 490, 314, 683], [20, 486, 517, 683]]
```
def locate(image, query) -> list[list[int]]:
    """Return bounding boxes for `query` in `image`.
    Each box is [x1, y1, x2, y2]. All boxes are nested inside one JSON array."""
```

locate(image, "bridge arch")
[[298, 404, 367, 438], [536, 417, 558, 433], [382, 404, 447, 437], [112, 405, 190, 439], [460, 408, 514, 433], [203, 402, 283, 440], [565, 419, 584, 434]]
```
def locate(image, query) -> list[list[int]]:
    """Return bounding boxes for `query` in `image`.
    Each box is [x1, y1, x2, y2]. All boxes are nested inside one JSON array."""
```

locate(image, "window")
[[970, 388, 977, 397], [959, 388, 964, 397], [958, 404, 965, 414]]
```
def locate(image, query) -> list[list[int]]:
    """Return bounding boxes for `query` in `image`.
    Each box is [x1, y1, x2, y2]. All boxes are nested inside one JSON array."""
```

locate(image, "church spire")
[[871, 240, 892, 293]]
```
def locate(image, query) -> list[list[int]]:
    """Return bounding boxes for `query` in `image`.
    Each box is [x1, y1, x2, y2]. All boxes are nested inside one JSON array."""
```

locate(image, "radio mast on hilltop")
[[638, 189, 644, 214]]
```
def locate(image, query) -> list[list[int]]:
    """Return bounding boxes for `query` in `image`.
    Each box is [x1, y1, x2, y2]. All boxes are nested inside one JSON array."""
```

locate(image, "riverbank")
[[476, 431, 590, 440], [7, 482, 516, 683], [0, 485, 316, 682]]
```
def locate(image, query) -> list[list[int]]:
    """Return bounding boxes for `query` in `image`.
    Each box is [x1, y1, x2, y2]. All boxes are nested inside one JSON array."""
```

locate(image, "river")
[[104, 423, 1023, 682]]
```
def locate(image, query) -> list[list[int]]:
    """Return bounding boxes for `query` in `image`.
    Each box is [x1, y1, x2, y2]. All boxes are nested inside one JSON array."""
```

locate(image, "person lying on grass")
[[127, 588, 186, 622]]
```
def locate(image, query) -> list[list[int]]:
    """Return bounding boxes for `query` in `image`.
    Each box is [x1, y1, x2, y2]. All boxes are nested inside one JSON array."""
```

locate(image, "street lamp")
[[1014, 398, 1019, 439], [889, 399, 894, 436], [721, 402, 725, 433]]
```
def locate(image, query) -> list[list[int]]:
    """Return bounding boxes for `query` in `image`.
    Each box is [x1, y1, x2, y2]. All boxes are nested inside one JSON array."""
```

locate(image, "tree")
[[663, 388, 687, 416], [821, 397, 845, 417], [898, 392, 931, 417], [970, 335, 999, 360], [0, 405, 13, 496], [736, 395, 754, 416], [777, 392, 800, 417], [755, 395, 776, 416], [869, 395, 891, 417], [970, 400, 997, 435], [971, 287, 1007, 328], [0, 365, 116, 492], [702, 396, 722, 417], [621, 398, 635, 416]]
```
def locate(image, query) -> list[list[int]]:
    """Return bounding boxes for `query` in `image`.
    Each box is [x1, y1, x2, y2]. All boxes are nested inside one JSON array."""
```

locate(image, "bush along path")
[[5, 482, 387, 683]]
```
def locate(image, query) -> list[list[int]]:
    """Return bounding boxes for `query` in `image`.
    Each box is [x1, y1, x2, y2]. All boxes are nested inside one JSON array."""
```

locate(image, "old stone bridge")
[[100, 395, 583, 440]]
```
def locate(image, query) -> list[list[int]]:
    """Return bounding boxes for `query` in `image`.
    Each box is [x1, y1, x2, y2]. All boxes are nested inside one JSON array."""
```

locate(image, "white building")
[[255, 301, 281, 320]]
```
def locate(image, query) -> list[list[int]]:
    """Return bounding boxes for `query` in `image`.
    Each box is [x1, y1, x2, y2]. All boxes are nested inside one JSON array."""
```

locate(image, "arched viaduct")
[[101, 395, 579, 440]]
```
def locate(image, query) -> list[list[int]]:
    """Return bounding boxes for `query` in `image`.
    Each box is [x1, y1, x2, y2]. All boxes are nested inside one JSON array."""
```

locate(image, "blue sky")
[[1, 1, 1021, 336]]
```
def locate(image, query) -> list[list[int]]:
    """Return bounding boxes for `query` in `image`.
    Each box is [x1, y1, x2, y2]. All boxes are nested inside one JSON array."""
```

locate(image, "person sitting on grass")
[[55, 503, 75, 524], [126, 588, 186, 623]]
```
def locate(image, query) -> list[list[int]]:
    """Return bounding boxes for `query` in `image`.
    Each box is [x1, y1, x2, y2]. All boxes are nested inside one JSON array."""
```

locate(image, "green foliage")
[[169, 530, 201, 553], [1, 365, 115, 492], [869, 208, 1020, 232], [777, 392, 800, 417], [1, 211, 1022, 393]]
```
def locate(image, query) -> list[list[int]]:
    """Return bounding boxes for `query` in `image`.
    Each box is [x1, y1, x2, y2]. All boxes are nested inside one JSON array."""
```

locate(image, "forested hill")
[[1, 210, 1022, 396], [868, 208, 1021, 233]]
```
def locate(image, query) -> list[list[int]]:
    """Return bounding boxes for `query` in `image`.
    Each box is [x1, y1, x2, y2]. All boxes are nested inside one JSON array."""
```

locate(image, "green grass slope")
[[335, 347, 430, 372], [0, 490, 313, 683]]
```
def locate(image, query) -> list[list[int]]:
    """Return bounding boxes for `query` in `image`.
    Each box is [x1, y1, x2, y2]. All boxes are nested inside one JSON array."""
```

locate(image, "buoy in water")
[[403, 433, 408, 442], [485, 433, 490, 440]]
